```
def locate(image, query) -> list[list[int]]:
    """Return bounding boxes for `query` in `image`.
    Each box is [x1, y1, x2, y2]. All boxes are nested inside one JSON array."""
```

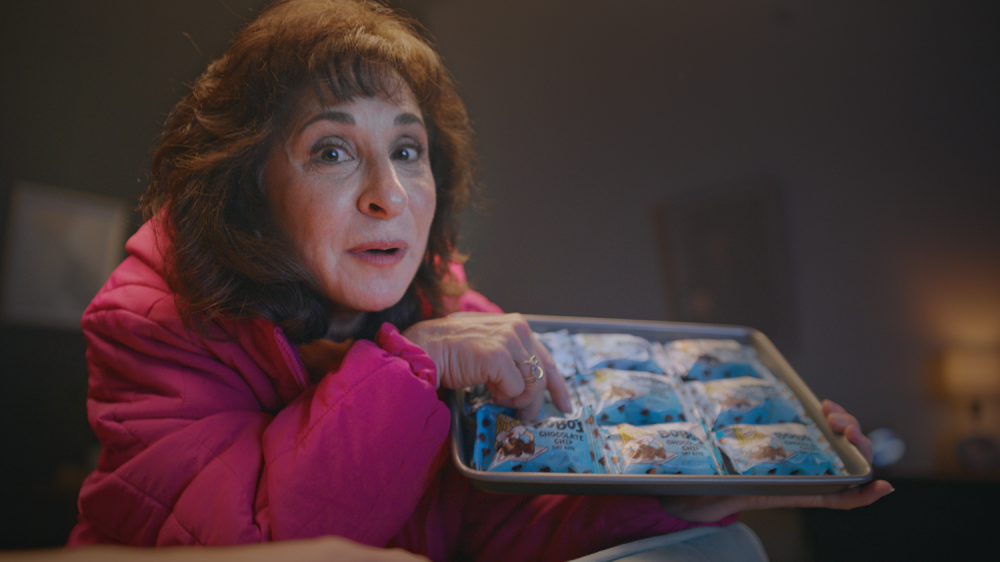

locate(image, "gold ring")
[[517, 355, 545, 385]]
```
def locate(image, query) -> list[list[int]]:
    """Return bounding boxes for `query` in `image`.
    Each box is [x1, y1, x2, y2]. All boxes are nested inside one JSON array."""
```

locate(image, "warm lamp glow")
[[941, 347, 1000, 400]]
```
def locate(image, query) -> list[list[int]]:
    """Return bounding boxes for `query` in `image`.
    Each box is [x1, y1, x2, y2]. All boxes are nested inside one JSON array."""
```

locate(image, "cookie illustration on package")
[[689, 376, 805, 431], [603, 422, 724, 475], [571, 333, 663, 374], [497, 425, 546, 461], [714, 423, 844, 476], [574, 369, 695, 426], [626, 436, 672, 463]]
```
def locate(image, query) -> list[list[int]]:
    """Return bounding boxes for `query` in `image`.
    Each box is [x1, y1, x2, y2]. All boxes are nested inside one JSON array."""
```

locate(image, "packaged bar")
[[573, 369, 694, 426], [688, 376, 805, 431], [714, 423, 844, 476], [571, 333, 663, 374], [471, 404, 608, 474], [660, 339, 771, 382], [603, 422, 724, 475]]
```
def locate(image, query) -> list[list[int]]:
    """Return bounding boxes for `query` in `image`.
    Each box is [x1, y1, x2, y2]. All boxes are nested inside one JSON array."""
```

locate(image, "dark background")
[[1, 0, 997, 558]]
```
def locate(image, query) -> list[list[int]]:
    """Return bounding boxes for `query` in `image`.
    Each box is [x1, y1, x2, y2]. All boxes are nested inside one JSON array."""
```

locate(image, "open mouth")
[[350, 243, 408, 265]]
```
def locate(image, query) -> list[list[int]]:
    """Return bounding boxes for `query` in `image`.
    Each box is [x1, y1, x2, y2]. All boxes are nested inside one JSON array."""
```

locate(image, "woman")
[[68, 0, 891, 560]]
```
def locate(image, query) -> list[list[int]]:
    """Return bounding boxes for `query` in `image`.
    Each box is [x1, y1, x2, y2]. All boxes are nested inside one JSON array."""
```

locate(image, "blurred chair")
[[568, 523, 769, 562]]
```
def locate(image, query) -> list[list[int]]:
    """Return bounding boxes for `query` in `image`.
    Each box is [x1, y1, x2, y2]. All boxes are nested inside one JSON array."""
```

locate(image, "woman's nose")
[[358, 157, 408, 219]]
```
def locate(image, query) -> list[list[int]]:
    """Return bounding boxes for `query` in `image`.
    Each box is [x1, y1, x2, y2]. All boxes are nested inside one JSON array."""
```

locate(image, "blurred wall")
[[418, 0, 1000, 476], [0, 6, 997, 546], [0, 0, 272, 548]]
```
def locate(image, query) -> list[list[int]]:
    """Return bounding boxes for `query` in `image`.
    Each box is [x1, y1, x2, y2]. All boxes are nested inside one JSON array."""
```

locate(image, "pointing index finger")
[[532, 337, 573, 413]]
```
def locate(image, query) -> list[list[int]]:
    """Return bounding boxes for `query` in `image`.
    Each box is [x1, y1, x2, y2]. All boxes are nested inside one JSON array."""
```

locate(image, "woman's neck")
[[324, 310, 367, 342]]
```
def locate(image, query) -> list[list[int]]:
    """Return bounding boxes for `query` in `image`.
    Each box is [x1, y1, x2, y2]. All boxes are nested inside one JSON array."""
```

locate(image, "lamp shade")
[[941, 347, 1000, 400]]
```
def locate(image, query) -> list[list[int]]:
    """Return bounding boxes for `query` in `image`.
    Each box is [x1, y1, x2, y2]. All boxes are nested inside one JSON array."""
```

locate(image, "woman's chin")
[[338, 288, 409, 314]]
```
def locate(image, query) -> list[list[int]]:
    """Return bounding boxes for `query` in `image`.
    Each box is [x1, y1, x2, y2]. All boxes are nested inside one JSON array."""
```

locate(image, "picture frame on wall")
[[1, 181, 129, 330], [653, 176, 800, 353]]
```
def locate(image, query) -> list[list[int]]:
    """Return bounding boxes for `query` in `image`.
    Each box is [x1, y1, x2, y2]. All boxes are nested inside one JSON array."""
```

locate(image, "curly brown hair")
[[141, 0, 475, 343]]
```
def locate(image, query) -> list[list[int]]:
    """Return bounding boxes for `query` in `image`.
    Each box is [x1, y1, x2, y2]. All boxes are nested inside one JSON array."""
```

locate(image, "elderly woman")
[[67, 0, 890, 560]]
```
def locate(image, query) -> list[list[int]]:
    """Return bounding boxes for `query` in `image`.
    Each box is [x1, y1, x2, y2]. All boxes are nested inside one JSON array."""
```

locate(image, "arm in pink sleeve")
[[75, 308, 449, 547], [258, 324, 450, 544]]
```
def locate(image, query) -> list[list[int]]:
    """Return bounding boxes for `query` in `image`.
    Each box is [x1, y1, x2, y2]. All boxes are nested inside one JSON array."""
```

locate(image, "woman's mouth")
[[347, 241, 408, 266]]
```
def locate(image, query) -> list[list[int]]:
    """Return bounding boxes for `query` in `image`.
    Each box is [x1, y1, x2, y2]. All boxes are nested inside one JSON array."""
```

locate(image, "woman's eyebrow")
[[395, 112, 424, 127], [299, 110, 354, 133]]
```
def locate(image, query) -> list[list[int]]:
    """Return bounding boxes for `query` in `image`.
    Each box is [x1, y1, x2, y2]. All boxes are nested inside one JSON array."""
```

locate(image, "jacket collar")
[[130, 217, 311, 406]]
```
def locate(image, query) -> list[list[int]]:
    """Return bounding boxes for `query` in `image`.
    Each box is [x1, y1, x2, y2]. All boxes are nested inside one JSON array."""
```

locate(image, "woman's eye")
[[316, 144, 352, 163], [393, 144, 422, 162]]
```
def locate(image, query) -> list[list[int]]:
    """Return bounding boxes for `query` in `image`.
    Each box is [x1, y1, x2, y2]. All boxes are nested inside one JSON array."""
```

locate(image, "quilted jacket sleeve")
[[256, 325, 451, 544], [73, 289, 450, 546]]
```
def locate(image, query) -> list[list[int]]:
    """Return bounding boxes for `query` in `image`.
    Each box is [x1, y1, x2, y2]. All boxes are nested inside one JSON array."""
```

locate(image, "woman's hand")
[[402, 312, 573, 420], [657, 400, 894, 522]]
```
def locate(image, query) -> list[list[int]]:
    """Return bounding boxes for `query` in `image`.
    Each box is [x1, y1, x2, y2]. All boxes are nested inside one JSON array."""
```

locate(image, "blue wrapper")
[[689, 377, 805, 431], [603, 422, 725, 475], [571, 333, 663, 374], [714, 423, 843, 475], [471, 405, 608, 473], [574, 369, 693, 426], [685, 355, 763, 381], [660, 339, 770, 382]]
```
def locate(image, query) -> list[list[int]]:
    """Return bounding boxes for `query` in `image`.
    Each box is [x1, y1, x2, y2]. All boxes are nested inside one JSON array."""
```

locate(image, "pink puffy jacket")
[[68, 219, 728, 561]]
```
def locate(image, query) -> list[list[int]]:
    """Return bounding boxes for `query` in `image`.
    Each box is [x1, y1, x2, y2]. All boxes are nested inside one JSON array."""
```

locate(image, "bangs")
[[273, 28, 445, 142], [309, 57, 414, 109], [275, 2, 444, 110]]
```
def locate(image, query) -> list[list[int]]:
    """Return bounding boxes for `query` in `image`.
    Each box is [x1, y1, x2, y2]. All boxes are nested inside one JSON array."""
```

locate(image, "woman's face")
[[264, 85, 436, 315]]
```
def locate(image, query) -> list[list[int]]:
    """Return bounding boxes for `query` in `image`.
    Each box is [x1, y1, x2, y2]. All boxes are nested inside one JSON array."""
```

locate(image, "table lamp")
[[941, 346, 1000, 473]]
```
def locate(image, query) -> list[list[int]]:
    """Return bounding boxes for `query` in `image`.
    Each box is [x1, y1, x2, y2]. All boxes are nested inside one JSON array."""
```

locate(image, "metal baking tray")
[[449, 315, 873, 496]]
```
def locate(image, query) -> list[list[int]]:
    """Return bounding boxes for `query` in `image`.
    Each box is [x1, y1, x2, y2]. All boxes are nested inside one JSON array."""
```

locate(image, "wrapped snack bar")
[[660, 339, 770, 382], [574, 369, 695, 426], [714, 423, 846, 476], [603, 422, 724, 475], [689, 376, 806, 431], [471, 404, 608, 474], [572, 332, 663, 373]]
